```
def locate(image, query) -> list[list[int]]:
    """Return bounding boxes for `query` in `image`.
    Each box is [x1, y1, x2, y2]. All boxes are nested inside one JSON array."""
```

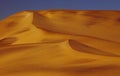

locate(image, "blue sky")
[[0, 0, 120, 20]]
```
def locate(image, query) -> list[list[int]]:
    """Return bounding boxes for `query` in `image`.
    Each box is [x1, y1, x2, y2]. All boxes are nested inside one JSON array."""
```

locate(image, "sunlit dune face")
[[0, 10, 120, 76]]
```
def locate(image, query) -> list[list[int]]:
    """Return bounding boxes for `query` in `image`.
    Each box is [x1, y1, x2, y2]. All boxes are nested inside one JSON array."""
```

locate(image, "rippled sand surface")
[[0, 10, 120, 76]]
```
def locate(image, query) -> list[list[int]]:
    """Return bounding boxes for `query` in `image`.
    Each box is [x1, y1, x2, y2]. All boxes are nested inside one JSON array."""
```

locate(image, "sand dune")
[[0, 10, 120, 76]]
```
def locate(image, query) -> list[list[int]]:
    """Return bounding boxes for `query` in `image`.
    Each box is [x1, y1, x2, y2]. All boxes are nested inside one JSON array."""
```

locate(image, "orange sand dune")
[[0, 10, 120, 76]]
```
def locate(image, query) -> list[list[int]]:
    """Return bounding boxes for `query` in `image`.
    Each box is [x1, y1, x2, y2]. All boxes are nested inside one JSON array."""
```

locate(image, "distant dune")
[[0, 10, 120, 76]]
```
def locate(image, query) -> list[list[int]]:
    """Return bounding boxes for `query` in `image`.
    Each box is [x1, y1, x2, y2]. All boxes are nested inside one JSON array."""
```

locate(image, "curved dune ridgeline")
[[0, 10, 120, 76]]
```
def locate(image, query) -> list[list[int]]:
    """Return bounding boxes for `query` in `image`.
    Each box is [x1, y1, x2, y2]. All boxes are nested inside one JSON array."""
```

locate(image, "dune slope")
[[0, 10, 120, 76]]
